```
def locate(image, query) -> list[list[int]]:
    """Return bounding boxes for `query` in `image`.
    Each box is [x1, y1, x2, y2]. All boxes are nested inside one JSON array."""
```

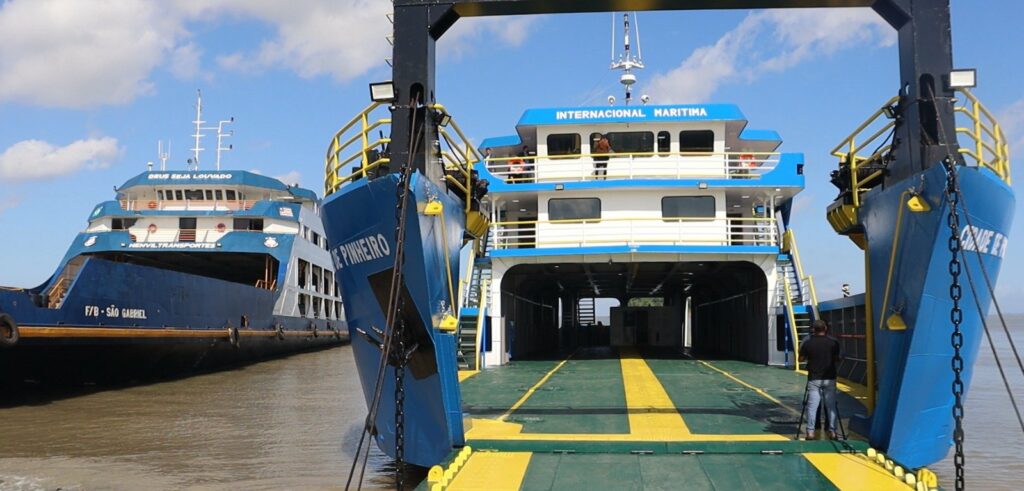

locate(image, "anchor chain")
[[943, 157, 966, 491], [394, 317, 407, 490], [391, 108, 416, 490]]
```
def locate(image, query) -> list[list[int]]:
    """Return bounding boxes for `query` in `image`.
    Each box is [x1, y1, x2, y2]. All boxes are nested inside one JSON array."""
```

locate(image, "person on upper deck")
[[799, 319, 842, 440], [593, 134, 612, 180]]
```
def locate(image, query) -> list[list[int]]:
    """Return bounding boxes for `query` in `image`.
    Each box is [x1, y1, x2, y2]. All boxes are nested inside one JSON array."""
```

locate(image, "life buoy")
[[148, 224, 158, 233], [0, 314, 19, 348], [227, 325, 239, 347], [275, 324, 285, 341], [147, 201, 157, 209], [739, 154, 757, 168]]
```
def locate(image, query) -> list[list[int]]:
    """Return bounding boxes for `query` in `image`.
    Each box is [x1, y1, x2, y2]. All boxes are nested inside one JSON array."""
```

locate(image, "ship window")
[[601, 131, 654, 154], [215, 190, 224, 201], [657, 131, 671, 155], [175, 190, 184, 201], [233, 218, 264, 231], [662, 196, 716, 219], [226, 190, 237, 200], [111, 218, 138, 230], [185, 189, 204, 200], [313, 266, 323, 293], [311, 231, 321, 246], [546, 133, 581, 159], [298, 294, 309, 317], [298, 259, 309, 289], [679, 130, 715, 154], [548, 198, 601, 221], [205, 190, 214, 200], [157, 190, 164, 200]]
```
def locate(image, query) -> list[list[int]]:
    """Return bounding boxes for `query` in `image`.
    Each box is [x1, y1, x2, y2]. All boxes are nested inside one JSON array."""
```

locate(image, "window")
[[600, 131, 654, 154], [679, 130, 715, 154], [298, 259, 309, 288], [546, 133, 581, 159], [311, 231, 321, 246], [112, 218, 138, 230], [175, 190, 184, 201], [205, 190, 214, 200], [225, 190, 237, 200], [157, 190, 164, 200], [233, 218, 264, 231], [184, 189, 204, 200], [548, 198, 601, 221], [657, 131, 671, 155], [215, 190, 224, 201], [661, 196, 716, 219]]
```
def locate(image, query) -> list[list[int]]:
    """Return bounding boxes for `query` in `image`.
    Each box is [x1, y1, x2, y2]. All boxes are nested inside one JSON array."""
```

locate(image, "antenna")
[[215, 117, 234, 171], [191, 90, 204, 170], [609, 12, 645, 105], [158, 140, 170, 171]]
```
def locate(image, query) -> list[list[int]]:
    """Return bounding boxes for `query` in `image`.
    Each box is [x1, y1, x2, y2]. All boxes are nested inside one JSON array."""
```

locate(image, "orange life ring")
[[148, 224, 158, 233], [147, 201, 157, 209], [739, 154, 756, 168]]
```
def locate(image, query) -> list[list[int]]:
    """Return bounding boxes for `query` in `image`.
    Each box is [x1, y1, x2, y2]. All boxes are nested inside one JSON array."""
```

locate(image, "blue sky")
[[1, 1, 1022, 309]]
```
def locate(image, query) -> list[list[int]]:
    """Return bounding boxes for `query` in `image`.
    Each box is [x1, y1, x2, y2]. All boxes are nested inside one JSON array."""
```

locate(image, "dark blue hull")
[[0, 258, 346, 385], [858, 164, 1014, 468], [321, 173, 464, 467]]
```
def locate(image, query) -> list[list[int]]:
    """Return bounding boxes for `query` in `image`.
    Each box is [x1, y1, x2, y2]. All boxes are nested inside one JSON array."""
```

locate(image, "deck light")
[[698, 182, 708, 189], [369, 81, 396, 102], [947, 69, 977, 89], [555, 184, 565, 190], [882, 104, 897, 120]]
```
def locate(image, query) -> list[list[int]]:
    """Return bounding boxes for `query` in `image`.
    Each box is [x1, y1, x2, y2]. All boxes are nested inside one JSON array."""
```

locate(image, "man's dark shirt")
[[800, 335, 840, 380]]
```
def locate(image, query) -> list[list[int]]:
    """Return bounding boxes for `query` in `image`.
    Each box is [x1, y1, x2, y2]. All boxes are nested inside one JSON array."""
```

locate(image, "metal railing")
[[491, 215, 778, 249], [119, 199, 256, 212], [483, 151, 780, 183], [832, 89, 1012, 210], [955, 88, 1011, 184]]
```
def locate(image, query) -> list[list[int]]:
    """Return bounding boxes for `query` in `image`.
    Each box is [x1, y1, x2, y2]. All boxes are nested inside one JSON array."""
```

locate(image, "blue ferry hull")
[[0, 257, 346, 385], [321, 173, 465, 467], [858, 164, 1014, 468]]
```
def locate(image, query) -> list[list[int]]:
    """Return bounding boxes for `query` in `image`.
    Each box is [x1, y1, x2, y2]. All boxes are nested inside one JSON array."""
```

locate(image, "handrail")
[[783, 273, 801, 372], [492, 215, 778, 248], [474, 278, 490, 370], [494, 215, 773, 227], [830, 96, 899, 208], [954, 88, 1011, 184]]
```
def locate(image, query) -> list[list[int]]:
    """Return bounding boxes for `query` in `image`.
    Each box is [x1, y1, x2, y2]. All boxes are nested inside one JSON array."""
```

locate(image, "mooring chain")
[[943, 157, 966, 491], [394, 317, 407, 491]]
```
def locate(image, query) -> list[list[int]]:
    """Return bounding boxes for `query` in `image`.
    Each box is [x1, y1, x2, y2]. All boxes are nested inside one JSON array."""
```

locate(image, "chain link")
[[391, 109, 414, 491], [944, 158, 966, 491], [394, 316, 407, 491]]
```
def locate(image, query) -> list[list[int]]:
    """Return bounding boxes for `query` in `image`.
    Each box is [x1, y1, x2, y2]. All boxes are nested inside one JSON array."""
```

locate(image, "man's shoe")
[[806, 432, 816, 440], [829, 431, 839, 440]]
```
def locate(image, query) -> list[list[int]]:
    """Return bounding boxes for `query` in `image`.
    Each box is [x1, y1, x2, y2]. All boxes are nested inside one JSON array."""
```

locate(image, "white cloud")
[[275, 170, 302, 186], [0, 0, 187, 107], [0, 137, 120, 181], [646, 8, 896, 103], [0, 196, 21, 216], [170, 42, 203, 81], [442, 16, 538, 59]]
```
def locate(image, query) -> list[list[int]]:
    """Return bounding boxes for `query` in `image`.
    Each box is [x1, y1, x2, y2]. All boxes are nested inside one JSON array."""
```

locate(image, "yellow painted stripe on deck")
[[698, 360, 801, 416], [803, 453, 908, 490], [458, 370, 480, 382], [620, 349, 692, 438], [499, 352, 574, 422], [448, 451, 532, 491]]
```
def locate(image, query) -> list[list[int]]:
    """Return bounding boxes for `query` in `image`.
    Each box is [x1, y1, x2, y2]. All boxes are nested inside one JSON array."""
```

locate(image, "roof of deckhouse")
[[116, 170, 319, 201]]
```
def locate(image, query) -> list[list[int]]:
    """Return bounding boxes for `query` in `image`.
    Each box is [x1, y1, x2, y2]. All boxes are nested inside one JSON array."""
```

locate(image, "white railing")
[[491, 216, 778, 250], [483, 151, 780, 183], [119, 200, 257, 212]]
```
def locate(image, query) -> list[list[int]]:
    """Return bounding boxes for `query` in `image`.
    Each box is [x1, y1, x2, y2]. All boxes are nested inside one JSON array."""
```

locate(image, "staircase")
[[776, 230, 820, 369], [456, 249, 492, 371], [47, 256, 87, 309], [178, 229, 197, 242], [578, 297, 596, 326]]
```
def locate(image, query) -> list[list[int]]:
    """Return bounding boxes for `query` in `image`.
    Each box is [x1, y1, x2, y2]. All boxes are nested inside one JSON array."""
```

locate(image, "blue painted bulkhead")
[[321, 172, 465, 467], [859, 164, 1013, 468]]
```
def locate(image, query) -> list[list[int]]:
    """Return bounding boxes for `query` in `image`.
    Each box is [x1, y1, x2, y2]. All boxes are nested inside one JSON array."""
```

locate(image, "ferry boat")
[[0, 97, 346, 386], [323, 2, 1012, 489]]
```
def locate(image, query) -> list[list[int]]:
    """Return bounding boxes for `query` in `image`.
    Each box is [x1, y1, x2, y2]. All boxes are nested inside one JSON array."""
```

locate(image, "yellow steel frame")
[[830, 96, 899, 208], [954, 88, 1011, 184], [783, 274, 802, 371]]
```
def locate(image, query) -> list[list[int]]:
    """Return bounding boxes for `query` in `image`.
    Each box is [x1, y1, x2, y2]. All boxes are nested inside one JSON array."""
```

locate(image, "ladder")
[[578, 297, 596, 326], [777, 230, 820, 370], [47, 256, 87, 309]]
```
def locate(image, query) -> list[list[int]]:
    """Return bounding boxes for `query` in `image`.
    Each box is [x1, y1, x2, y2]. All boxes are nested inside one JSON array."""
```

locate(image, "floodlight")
[[369, 81, 396, 102], [948, 69, 977, 89]]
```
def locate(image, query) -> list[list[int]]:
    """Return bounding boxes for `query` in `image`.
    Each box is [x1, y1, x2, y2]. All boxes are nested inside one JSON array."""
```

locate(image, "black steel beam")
[[388, 0, 959, 186]]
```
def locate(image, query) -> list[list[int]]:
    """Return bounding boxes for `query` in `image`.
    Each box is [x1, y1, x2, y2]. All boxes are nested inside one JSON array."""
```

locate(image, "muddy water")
[[0, 321, 1021, 490], [0, 346, 396, 490]]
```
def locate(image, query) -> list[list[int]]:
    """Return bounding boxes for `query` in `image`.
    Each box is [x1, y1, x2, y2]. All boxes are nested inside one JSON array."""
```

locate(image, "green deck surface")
[[420, 349, 911, 490]]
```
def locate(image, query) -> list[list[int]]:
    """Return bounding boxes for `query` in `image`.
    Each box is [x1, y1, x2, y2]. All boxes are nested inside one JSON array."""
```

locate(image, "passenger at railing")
[[471, 170, 489, 212], [592, 134, 612, 180]]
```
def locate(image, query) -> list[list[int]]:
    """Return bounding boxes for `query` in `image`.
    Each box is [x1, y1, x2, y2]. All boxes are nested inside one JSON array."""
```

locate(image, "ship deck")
[[422, 348, 918, 490]]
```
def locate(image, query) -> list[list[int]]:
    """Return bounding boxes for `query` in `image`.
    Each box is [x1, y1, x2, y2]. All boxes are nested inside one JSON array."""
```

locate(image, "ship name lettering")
[[959, 224, 1008, 258], [336, 233, 391, 268], [652, 107, 709, 118]]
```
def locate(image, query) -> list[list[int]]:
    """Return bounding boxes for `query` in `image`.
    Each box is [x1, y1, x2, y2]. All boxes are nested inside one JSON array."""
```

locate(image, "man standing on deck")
[[799, 319, 841, 440]]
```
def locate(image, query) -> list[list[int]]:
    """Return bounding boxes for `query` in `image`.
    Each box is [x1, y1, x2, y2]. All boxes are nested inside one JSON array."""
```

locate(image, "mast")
[[191, 90, 204, 170], [609, 12, 647, 105]]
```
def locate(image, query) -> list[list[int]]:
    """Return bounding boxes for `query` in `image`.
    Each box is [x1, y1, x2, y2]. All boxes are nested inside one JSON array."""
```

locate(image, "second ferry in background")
[[0, 93, 347, 387]]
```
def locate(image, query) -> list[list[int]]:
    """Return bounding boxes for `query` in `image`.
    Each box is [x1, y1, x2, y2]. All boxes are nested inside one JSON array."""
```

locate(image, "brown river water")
[[1, 320, 1021, 490]]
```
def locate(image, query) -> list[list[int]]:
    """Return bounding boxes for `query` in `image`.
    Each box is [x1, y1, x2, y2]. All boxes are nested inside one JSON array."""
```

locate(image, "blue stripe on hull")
[[861, 164, 1014, 468], [322, 173, 465, 467]]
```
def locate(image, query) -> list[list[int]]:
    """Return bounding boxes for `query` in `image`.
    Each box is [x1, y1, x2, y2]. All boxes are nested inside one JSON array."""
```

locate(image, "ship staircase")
[[776, 229, 820, 369], [456, 236, 492, 371], [46, 256, 88, 309], [577, 297, 597, 327]]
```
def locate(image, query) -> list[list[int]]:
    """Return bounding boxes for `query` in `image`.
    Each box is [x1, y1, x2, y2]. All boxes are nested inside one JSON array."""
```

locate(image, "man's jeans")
[[806, 379, 838, 433]]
